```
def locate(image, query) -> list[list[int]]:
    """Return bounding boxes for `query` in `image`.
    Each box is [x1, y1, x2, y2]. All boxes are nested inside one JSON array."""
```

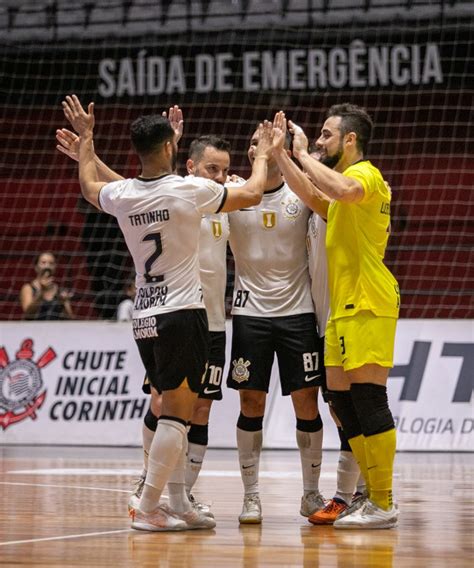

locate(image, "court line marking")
[[5, 468, 338, 479], [0, 481, 131, 493], [0, 529, 130, 547]]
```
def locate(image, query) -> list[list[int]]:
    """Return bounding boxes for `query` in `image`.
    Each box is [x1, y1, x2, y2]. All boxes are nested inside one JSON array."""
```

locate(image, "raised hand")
[[56, 128, 80, 162], [62, 94, 95, 136], [288, 120, 309, 157], [162, 105, 184, 143], [272, 110, 287, 151], [254, 120, 274, 159]]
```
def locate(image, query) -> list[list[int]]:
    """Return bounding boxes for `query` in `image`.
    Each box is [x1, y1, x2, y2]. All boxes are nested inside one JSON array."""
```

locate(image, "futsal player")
[[57, 112, 232, 517], [226, 124, 326, 524], [272, 105, 400, 529], [65, 94, 273, 531]]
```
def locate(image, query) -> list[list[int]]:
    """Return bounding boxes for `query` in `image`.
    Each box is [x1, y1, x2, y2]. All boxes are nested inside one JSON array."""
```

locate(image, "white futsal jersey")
[[199, 212, 229, 332], [307, 213, 330, 337], [99, 174, 226, 319], [228, 182, 314, 317]]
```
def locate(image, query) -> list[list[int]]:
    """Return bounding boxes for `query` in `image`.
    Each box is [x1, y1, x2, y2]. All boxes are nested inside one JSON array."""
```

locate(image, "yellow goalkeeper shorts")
[[325, 310, 397, 371]]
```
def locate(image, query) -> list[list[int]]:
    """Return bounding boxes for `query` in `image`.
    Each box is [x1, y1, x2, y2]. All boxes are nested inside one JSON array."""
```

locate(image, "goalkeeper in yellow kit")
[[272, 104, 400, 529]]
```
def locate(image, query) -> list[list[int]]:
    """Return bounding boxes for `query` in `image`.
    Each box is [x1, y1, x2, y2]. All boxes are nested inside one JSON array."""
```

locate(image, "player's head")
[[187, 135, 231, 185], [34, 251, 56, 276], [315, 103, 373, 169], [130, 115, 177, 170]]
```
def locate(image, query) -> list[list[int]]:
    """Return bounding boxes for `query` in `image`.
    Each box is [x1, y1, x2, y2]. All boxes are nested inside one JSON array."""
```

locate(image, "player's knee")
[[191, 402, 212, 424], [350, 383, 395, 436], [291, 387, 319, 417], [325, 389, 362, 440], [144, 406, 159, 431], [296, 414, 323, 433], [150, 390, 162, 416], [237, 412, 264, 432], [240, 391, 266, 416]]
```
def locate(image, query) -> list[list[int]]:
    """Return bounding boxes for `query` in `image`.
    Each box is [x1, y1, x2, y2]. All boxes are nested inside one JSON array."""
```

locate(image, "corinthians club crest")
[[231, 358, 251, 384], [0, 339, 56, 430]]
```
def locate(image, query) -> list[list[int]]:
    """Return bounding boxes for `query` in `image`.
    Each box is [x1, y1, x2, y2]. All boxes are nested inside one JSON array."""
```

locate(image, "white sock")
[[356, 472, 367, 495], [168, 436, 192, 514], [185, 442, 208, 495], [237, 427, 262, 496], [296, 427, 323, 494], [334, 450, 360, 505], [139, 418, 186, 513], [142, 421, 155, 472]]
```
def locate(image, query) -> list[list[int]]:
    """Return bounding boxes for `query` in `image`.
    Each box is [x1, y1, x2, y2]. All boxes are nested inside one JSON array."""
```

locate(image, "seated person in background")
[[19, 251, 74, 320], [117, 278, 136, 321]]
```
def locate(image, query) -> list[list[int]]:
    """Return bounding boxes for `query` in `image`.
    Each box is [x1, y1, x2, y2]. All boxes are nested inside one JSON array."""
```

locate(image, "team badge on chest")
[[231, 358, 251, 383], [212, 221, 223, 239], [282, 197, 302, 221], [261, 211, 276, 229]]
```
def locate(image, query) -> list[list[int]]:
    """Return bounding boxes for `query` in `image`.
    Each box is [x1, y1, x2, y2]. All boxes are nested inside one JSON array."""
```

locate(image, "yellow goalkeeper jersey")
[[326, 160, 400, 319]]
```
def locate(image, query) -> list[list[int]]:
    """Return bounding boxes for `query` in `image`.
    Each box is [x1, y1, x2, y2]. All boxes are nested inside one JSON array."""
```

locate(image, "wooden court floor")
[[0, 446, 472, 567]]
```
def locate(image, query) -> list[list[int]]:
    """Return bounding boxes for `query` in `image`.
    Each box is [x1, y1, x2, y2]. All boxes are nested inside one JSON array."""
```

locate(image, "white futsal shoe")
[[178, 508, 217, 530], [300, 490, 326, 517], [334, 499, 399, 529], [335, 490, 368, 521], [128, 472, 146, 513], [188, 493, 215, 519], [130, 503, 187, 532], [239, 493, 262, 524]]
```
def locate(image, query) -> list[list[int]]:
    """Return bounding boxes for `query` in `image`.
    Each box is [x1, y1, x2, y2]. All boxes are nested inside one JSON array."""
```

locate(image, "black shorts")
[[142, 374, 152, 395], [226, 313, 324, 396], [198, 331, 226, 401], [135, 309, 210, 394]]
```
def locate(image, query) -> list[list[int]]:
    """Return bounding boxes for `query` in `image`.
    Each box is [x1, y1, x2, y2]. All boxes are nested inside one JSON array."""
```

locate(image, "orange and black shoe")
[[308, 497, 348, 525]]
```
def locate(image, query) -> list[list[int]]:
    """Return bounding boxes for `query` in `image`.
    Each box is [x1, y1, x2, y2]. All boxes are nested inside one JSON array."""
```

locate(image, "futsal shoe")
[[130, 503, 188, 532], [308, 497, 348, 525], [335, 490, 368, 520], [334, 499, 399, 530], [178, 509, 217, 530], [239, 494, 262, 524], [300, 490, 326, 517], [128, 472, 146, 513], [188, 493, 215, 519]]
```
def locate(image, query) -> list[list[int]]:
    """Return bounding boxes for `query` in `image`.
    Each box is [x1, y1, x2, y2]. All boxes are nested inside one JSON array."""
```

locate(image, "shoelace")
[[325, 500, 346, 513]]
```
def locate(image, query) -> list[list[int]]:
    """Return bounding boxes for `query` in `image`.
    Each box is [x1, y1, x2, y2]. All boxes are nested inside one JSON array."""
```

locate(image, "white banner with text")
[[1, 320, 472, 451]]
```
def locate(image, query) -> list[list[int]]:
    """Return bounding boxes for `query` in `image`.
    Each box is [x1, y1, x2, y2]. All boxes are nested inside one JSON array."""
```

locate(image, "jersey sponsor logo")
[[133, 317, 159, 339], [262, 211, 276, 229], [231, 358, 251, 383], [211, 220, 223, 239], [282, 197, 303, 221], [134, 285, 168, 310], [0, 339, 56, 430]]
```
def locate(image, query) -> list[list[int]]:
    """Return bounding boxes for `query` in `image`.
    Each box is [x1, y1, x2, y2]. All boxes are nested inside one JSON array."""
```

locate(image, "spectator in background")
[[116, 277, 136, 321], [20, 251, 74, 320]]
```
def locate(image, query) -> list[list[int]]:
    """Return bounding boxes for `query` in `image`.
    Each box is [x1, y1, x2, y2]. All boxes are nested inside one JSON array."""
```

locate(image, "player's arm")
[[271, 112, 330, 219], [289, 119, 364, 203], [56, 128, 124, 183], [62, 95, 107, 208], [219, 121, 273, 212], [60, 94, 124, 183]]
